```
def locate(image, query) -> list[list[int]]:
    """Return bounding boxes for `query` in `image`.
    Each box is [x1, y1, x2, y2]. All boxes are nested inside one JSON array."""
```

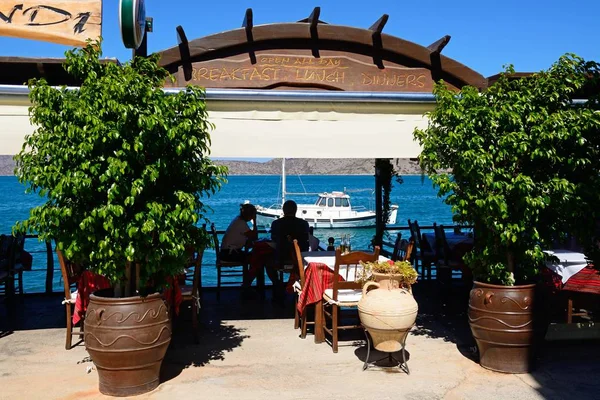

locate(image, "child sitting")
[[326, 237, 335, 251]]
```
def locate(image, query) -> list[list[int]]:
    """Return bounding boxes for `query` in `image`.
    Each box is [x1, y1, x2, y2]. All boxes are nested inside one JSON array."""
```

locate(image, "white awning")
[[207, 107, 429, 158], [0, 86, 433, 158]]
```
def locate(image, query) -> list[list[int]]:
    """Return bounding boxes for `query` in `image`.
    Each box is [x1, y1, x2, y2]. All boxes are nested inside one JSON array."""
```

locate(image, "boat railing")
[[259, 203, 281, 210], [351, 205, 368, 212]]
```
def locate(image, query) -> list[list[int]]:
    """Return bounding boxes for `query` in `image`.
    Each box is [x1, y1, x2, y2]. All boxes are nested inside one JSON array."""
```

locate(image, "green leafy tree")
[[414, 54, 600, 285], [14, 41, 227, 294]]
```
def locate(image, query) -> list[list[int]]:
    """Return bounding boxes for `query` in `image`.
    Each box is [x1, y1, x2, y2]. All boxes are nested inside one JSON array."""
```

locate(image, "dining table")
[[422, 232, 474, 253], [296, 250, 389, 343], [543, 249, 588, 284]]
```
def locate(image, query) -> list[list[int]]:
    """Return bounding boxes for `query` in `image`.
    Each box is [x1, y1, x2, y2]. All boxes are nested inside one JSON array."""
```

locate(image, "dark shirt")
[[270, 216, 309, 266]]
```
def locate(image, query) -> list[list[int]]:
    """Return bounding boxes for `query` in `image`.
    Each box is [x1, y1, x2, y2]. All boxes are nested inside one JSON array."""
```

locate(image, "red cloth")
[[542, 265, 600, 295], [296, 262, 340, 317], [73, 271, 111, 325], [246, 240, 276, 283], [163, 276, 183, 315], [563, 265, 600, 294]]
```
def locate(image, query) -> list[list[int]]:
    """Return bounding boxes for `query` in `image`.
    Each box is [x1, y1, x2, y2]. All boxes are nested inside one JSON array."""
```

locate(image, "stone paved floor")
[[1, 283, 599, 399]]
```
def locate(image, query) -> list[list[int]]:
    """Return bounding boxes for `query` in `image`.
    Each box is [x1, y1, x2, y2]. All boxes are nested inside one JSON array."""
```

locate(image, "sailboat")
[[254, 159, 398, 229]]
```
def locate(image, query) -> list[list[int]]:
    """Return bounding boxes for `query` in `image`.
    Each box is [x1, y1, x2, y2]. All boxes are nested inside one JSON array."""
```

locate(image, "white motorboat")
[[254, 159, 398, 229]]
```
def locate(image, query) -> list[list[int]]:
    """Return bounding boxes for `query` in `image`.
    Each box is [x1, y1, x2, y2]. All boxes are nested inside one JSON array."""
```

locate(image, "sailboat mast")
[[282, 158, 286, 206]]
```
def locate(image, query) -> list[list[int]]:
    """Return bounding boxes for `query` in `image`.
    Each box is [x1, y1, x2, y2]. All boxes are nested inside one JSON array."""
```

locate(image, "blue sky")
[[1, 0, 597, 77]]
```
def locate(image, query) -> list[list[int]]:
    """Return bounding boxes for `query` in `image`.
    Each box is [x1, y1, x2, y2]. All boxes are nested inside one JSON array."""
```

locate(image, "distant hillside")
[[0, 155, 424, 176], [0, 155, 15, 176], [214, 158, 424, 175]]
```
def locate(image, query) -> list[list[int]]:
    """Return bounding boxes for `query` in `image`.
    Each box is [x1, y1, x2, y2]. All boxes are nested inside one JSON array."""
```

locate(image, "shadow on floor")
[[411, 280, 479, 363], [160, 288, 293, 383], [0, 294, 65, 331], [531, 340, 600, 398]]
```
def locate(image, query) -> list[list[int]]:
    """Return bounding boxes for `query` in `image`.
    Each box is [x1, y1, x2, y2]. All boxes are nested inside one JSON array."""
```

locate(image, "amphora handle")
[[362, 281, 381, 296]]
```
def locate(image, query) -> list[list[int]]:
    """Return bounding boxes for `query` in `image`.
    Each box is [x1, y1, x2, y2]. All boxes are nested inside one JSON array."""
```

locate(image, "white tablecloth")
[[544, 249, 588, 284], [302, 251, 389, 281]]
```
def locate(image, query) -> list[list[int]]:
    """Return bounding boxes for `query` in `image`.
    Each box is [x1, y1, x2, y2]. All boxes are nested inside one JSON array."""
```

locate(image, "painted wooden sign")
[[0, 0, 102, 46], [167, 52, 440, 92]]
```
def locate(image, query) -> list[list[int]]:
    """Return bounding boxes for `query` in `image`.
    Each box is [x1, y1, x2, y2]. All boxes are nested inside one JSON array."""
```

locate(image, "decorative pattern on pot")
[[84, 290, 172, 397], [358, 281, 418, 353], [468, 281, 537, 374]]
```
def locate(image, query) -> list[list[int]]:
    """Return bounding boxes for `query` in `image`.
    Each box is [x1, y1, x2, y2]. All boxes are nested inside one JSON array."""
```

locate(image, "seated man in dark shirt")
[[271, 200, 310, 266], [267, 200, 308, 297]]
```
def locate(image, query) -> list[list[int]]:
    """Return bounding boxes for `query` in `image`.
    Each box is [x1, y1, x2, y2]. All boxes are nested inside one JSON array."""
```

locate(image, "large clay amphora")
[[358, 281, 418, 352], [85, 290, 171, 396]]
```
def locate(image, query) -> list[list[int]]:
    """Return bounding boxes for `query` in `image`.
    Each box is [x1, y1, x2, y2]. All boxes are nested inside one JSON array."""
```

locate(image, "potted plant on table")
[[14, 42, 227, 396], [414, 54, 600, 373]]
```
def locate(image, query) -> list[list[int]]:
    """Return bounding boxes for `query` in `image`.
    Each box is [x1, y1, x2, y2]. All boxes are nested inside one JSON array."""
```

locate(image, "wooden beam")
[[369, 15, 388, 69], [427, 35, 451, 55], [308, 7, 321, 30], [428, 36, 451, 83], [308, 7, 321, 58], [369, 14, 388, 34], [243, 8, 253, 32], [176, 25, 192, 81], [242, 8, 256, 64]]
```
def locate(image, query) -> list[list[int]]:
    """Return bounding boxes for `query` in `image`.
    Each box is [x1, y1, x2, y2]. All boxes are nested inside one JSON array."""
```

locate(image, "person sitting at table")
[[220, 203, 258, 262], [308, 226, 320, 252], [326, 237, 335, 251], [268, 200, 310, 297]]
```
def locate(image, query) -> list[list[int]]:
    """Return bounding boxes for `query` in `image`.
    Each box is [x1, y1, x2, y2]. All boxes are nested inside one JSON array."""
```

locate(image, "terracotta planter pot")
[[84, 289, 171, 397], [358, 282, 418, 352], [468, 281, 538, 374]]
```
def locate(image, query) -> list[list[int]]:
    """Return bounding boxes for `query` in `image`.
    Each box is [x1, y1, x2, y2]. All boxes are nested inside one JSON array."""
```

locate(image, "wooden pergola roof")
[[156, 8, 487, 92]]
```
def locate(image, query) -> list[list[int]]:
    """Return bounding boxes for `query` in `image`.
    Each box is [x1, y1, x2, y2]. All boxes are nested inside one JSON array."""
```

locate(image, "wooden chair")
[[57, 249, 84, 350], [401, 238, 415, 262], [391, 234, 415, 262], [180, 247, 204, 343], [323, 246, 380, 353], [211, 224, 248, 301], [434, 224, 466, 282], [0, 234, 25, 300], [391, 233, 403, 261], [292, 239, 314, 338], [408, 219, 436, 280]]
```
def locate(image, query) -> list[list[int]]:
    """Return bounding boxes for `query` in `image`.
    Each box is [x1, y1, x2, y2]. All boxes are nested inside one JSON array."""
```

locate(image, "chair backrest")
[[210, 223, 222, 264], [403, 238, 415, 262], [409, 220, 428, 253], [57, 249, 83, 298], [434, 224, 453, 263], [407, 219, 416, 241], [292, 239, 306, 288], [187, 247, 204, 297], [0, 234, 24, 272], [391, 233, 403, 261], [331, 246, 380, 301], [0, 234, 13, 271]]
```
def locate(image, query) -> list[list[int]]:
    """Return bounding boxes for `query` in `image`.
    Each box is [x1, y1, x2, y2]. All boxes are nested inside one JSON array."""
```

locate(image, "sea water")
[[0, 175, 453, 293]]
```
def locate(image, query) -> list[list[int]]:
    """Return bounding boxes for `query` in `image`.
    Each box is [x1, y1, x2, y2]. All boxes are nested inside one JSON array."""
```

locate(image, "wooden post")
[[375, 159, 383, 247], [133, 17, 153, 59], [45, 240, 54, 294]]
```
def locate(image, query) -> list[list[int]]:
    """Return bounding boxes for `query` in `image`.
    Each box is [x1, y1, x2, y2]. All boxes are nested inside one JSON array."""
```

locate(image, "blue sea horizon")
[[0, 175, 453, 293]]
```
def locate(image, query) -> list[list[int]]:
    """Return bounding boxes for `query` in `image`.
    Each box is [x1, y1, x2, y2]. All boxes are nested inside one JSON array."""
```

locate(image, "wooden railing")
[[20, 224, 470, 294]]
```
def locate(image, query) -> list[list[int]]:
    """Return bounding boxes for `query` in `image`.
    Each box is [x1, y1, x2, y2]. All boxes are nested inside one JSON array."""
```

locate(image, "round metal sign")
[[119, 0, 146, 49]]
